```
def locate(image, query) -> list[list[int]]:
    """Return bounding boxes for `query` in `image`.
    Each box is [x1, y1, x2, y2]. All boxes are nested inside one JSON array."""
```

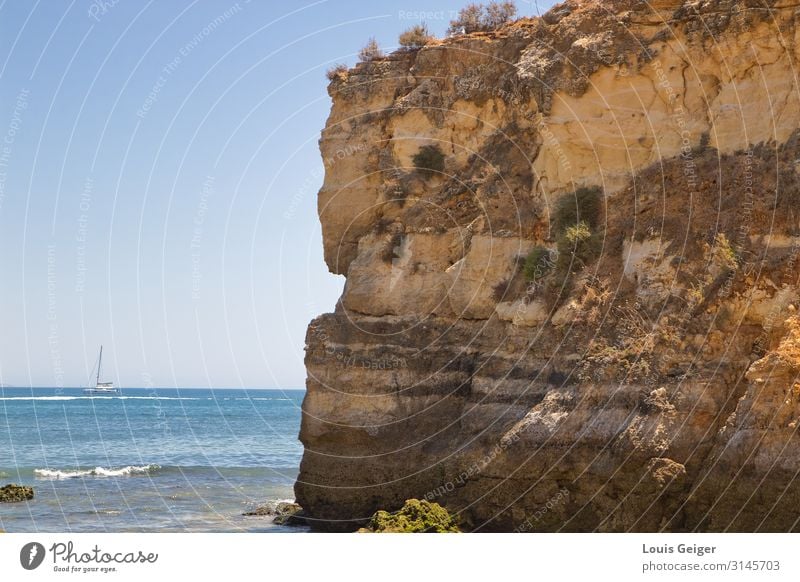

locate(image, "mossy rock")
[[0, 484, 34, 503], [360, 499, 460, 533]]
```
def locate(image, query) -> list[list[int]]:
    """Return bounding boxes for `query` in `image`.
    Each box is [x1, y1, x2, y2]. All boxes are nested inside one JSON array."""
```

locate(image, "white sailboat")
[[82, 346, 120, 395]]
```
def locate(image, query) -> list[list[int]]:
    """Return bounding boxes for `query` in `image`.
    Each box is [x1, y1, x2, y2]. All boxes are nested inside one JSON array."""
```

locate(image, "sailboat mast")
[[97, 346, 103, 385]]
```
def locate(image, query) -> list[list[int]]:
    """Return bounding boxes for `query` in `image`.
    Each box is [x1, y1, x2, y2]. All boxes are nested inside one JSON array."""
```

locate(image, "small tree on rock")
[[448, 3, 484, 34], [484, 1, 517, 29], [399, 24, 434, 49], [447, 1, 517, 34], [326, 63, 348, 81], [359, 37, 384, 62]]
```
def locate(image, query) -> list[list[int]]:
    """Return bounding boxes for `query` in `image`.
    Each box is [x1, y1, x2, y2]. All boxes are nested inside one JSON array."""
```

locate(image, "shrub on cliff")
[[484, 1, 518, 29], [556, 221, 601, 272], [523, 246, 554, 282], [553, 186, 602, 234], [399, 24, 434, 49], [358, 37, 384, 62], [447, 1, 517, 34], [412, 144, 446, 177], [360, 499, 460, 532], [326, 63, 348, 81]]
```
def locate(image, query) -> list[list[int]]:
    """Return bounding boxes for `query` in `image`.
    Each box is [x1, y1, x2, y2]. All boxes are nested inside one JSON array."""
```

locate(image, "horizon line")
[[1, 385, 307, 390]]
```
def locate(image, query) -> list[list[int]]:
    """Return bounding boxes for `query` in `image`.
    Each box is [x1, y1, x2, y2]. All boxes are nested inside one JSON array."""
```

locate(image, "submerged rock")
[[359, 500, 460, 533], [271, 502, 306, 526], [243, 502, 277, 517], [0, 484, 34, 503], [243, 500, 306, 526]]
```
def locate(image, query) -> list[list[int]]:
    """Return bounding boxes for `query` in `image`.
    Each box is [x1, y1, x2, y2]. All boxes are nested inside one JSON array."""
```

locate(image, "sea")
[[0, 387, 306, 533]]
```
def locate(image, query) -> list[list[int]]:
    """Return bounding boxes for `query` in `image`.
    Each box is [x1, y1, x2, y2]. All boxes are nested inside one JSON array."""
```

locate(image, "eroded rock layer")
[[296, 0, 800, 531]]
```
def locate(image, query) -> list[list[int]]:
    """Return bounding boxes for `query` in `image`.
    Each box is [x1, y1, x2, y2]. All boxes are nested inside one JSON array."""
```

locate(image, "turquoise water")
[[0, 387, 305, 532]]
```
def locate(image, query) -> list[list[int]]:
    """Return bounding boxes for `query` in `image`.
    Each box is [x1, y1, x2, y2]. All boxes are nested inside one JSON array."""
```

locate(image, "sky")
[[0, 0, 556, 389]]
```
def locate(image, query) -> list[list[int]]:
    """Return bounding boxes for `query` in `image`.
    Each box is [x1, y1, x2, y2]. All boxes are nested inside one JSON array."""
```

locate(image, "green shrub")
[[556, 221, 601, 272], [447, 1, 517, 34], [399, 24, 434, 48], [326, 63, 348, 81], [544, 187, 604, 298], [359, 37, 384, 62], [523, 246, 553, 282], [412, 145, 445, 177], [361, 499, 460, 533], [553, 186, 602, 234]]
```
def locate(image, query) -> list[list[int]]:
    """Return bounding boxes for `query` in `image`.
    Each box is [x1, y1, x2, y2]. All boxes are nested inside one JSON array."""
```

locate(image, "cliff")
[[296, 0, 800, 531]]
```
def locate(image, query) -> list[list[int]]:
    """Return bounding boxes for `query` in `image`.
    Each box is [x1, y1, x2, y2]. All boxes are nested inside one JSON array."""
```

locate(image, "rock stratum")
[[296, 0, 800, 531]]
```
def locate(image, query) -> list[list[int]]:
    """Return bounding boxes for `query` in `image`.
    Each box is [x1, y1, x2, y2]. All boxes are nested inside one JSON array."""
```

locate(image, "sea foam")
[[34, 464, 161, 479]]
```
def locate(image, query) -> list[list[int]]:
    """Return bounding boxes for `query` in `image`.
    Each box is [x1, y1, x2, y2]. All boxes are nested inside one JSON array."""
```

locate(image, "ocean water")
[[0, 387, 306, 532]]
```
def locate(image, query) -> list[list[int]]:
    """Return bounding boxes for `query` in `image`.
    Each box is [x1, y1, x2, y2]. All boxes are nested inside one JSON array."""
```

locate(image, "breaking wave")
[[34, 464, 162, 479]]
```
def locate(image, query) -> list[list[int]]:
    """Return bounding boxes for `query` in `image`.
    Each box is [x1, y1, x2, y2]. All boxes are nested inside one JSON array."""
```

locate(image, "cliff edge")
[[296, 0, 800, 531]]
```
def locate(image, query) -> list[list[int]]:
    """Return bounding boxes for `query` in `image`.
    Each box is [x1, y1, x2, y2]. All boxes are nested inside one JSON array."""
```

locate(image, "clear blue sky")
[[0, 0, 555, 389]]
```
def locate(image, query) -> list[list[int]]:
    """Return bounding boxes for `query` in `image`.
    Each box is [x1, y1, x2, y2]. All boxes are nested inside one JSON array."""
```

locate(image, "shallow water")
[[0, 387, 305, 532]]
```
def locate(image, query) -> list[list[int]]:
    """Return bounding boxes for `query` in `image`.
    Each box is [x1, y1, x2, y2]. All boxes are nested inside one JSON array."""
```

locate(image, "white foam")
[[34, 464, 161, 479]]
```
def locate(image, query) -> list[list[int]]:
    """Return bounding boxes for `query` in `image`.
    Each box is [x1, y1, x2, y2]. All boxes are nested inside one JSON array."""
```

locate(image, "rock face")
[[296, 0, 800, 531], [0, 484, 34, 503]]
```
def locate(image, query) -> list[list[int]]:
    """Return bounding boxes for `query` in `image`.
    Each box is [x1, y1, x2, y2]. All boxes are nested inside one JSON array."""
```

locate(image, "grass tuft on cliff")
[[360, 499, 460, 533]]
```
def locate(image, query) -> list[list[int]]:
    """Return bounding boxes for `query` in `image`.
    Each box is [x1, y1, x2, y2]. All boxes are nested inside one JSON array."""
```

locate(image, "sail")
[[83, 345, 119, 394]]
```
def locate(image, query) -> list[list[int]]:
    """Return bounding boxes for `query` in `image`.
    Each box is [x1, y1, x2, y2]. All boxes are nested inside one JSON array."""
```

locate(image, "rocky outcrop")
[[243, 501, 307, 526], [0, 484, 34, 503], [296, 0, 800, 531]]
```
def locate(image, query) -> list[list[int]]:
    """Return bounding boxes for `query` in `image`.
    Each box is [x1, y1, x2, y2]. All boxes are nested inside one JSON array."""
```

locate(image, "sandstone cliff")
[[296, 0, 800, 531]]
